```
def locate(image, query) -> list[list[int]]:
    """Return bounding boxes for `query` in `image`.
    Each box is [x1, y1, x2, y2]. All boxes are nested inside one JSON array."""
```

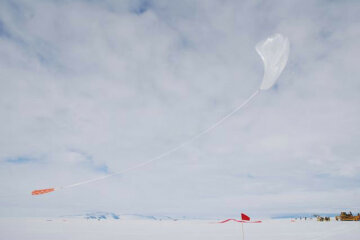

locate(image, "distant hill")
[[272, 213, 337, 219], [65, 212, 180, 221]]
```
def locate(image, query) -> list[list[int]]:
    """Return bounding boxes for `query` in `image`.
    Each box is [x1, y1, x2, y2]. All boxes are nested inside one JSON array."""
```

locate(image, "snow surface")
[[0, 218, 359, 240]]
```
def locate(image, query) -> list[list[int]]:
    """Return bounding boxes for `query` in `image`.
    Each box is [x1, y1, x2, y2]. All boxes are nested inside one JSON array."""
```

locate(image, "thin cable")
[[60, 89, 261, 189]]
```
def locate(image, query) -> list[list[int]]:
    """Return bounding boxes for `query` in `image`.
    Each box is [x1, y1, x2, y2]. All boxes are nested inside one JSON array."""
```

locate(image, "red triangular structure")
[[241, 213, 250, 221], [218, 219, 262, 224], [219, 219, 239, 223]]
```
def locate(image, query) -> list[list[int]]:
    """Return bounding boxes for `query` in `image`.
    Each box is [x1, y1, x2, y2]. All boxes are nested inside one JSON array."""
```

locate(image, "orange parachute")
[[31, 188, 55, 195]]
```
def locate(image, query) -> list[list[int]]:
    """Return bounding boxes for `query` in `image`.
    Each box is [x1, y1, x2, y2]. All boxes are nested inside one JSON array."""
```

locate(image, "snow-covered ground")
[[0, 218, 359, 240]]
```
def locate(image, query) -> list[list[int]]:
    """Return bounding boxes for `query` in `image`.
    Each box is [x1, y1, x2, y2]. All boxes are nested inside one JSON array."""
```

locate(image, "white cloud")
[[0, 0, 359, 217]]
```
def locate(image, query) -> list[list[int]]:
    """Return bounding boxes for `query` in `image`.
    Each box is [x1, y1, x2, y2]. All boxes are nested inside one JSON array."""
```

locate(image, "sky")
[[0, 0, 359, 218]]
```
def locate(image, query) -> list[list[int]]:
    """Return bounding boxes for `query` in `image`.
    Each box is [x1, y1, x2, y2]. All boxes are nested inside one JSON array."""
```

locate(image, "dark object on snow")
[[335, 212, 360, 221]]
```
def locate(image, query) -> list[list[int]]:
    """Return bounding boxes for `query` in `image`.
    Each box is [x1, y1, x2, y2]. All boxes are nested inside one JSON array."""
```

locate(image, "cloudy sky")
[[0, 0, 359, 218]]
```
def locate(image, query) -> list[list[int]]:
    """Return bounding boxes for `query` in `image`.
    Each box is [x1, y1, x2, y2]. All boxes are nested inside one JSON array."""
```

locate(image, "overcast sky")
[[0, 0, 359, 218]]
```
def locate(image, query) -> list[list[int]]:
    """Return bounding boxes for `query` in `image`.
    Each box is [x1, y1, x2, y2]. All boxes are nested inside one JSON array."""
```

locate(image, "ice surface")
[[0, 218, 359, 240]]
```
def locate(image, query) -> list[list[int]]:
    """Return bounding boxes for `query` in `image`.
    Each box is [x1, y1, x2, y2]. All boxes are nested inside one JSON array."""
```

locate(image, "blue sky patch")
[[95, 164, 109, 173], [6, 156, 35, 164], [131, 0, 151, 15], [0, 19, 11, 38]]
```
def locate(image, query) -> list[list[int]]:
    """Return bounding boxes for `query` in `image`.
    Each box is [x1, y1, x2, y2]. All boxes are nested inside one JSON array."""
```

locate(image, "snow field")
[[0, 218, 359, 240]]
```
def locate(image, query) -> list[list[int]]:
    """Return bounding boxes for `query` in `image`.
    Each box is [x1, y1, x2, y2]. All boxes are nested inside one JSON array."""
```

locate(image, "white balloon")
[[256, 34, 290, 90]]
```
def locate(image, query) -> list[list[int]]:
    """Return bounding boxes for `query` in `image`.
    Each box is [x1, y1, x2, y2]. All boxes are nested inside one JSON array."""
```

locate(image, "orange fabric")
[[32, 188, 55, 195]]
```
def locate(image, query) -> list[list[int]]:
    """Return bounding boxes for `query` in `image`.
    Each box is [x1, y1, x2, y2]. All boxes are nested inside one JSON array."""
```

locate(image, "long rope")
[[59, 89, 261, 190]]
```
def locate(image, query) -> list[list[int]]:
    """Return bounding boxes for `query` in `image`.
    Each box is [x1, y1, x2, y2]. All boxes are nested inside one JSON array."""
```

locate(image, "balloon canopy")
[[256, 34, 290, 90]]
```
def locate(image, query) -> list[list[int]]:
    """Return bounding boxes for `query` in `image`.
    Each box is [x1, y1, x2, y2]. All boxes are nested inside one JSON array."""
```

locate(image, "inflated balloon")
[[256, 34, 289, 90], [31, 34, 290, 196]]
